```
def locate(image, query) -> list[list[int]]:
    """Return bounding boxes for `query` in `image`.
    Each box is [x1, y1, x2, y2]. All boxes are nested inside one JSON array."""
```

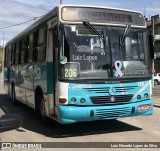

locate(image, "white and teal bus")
[[4, 5, 154, 124]]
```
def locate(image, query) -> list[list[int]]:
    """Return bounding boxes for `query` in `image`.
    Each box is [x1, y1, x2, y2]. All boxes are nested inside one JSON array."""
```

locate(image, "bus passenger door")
[[46, 26, 58, 117], [52, 29, 59, 116]]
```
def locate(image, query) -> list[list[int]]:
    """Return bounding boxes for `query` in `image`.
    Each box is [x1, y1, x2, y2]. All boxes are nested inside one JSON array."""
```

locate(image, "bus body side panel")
[[33, 62, 47, 103], [46, 22, 56, 116], [13, 65, 26, 104], [57, 80, 153, 124], [25, 63, 35, 109], [46, 62, 54, 116]]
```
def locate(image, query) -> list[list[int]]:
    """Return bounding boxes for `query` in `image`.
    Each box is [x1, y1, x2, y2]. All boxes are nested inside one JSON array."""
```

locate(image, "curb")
[[154, 104, 160, 108]]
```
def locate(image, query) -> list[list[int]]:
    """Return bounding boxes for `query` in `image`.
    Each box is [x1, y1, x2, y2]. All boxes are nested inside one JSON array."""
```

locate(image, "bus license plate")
[[138, 104, 151, 111]]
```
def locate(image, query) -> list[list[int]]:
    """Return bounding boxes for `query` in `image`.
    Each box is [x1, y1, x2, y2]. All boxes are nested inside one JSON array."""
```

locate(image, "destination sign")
[[77, 11, 132, 23], [61, 6, 145, 26]]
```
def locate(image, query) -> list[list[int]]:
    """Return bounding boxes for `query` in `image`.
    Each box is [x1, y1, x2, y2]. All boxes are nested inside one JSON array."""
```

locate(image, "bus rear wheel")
[[11, 85, 19, 105]]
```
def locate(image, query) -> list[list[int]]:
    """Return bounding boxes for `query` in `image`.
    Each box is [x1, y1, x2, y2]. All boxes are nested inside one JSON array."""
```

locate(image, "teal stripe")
[[47, 62, 54, 94]]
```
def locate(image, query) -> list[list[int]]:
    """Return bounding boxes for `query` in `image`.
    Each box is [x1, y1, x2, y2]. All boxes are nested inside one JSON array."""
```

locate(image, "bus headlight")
[[137, 95, 141, 100], [144, 93, 149, 99], [70, 97, 76, 103], [80, 98, 86, 104]]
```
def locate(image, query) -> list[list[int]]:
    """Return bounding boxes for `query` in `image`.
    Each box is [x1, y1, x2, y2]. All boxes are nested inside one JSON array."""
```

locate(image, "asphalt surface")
[[0, 80, 160, 151], [152, 85, 160, 108]]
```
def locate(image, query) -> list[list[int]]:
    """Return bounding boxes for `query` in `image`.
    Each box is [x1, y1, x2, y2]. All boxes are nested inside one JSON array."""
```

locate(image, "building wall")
[[154, 58, 160, 73], [147, 19, 160, 73]]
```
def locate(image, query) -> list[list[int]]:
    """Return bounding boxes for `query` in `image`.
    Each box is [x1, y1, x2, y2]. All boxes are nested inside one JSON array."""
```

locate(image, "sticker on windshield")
[[114, 60, 123, 77], [60, 56, 67, 64]]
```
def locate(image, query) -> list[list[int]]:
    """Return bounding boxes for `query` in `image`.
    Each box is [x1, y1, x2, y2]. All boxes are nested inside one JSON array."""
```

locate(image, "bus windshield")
[[59, 24, 149, 80]]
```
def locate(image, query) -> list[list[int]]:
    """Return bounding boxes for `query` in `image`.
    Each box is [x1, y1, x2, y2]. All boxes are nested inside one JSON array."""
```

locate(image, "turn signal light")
[[59, 98, 67, 104]]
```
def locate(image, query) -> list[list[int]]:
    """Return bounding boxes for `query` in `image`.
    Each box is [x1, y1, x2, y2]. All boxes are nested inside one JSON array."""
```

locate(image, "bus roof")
[[6, 4, 144, 47]]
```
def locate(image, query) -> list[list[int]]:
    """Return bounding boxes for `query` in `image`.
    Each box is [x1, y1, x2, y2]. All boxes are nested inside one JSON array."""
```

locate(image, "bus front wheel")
[[35, 89, 47, 122]]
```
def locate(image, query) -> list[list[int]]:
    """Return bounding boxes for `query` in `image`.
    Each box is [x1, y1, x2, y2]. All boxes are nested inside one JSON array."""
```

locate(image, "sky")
[[0, 0, 160, 46]]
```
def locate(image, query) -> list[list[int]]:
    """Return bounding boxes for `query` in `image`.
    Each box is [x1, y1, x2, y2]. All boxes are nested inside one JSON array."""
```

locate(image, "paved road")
[[153, 85, 160, 97], [0, 81, 160, 151]]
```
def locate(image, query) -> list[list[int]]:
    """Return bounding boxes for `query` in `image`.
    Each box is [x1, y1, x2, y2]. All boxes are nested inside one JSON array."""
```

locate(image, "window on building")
[[158, 27, 160, 35]]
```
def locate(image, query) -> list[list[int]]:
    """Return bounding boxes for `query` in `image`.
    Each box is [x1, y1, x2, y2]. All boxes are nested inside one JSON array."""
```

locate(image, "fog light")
[[137, 95, 141, 100], [70, 97, 76, 103], [90, 110, 94, 117], [131, 107, 135, 113], [144, 93, 149, 98], [80, 98, 86, 104]]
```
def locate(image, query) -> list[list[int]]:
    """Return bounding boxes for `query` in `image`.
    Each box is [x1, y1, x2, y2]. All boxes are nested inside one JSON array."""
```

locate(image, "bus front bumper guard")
[[57, 99, 153, 124]]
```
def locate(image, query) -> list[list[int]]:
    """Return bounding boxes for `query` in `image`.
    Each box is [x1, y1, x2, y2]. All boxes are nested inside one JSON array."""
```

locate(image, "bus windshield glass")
[[59, 24, 149, 80]]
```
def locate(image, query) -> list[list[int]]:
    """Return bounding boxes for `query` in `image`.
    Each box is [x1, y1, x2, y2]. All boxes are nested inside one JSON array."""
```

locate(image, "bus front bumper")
[[57, 100, 153, 124]]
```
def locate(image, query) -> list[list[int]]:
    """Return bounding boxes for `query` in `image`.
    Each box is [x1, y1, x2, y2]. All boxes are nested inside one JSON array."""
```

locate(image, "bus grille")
[[90, 95, 133, 105], [95, 107, 131, 119], [84, 86, 137, 94]]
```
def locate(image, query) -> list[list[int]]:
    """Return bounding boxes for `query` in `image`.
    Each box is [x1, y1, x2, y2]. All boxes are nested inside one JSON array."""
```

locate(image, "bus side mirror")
[[0, 114, 23, 132], [148, 35, 155, 59]]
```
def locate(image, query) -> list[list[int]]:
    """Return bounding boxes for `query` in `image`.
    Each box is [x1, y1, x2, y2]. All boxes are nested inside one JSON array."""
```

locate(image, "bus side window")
[[15, 43, 19, 65], [7, 47, 11, 66], [18, 41, 22, 64], [4, 47, 8, 67], [28, 33, 34, 63], [36, 26, 47, 62], [20, 37, 28, 64], [25, 36, 29, 63], [12, 44, 16, 65], [21, 39, 25, 64]]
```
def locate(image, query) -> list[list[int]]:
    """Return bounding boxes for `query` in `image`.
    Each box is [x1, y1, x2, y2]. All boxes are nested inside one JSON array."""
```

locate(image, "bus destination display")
[[77, 11, 132, 23]]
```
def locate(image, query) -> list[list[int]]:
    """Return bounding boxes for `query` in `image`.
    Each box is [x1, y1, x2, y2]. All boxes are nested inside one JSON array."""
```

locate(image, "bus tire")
[[35, 89, 47, 122], [11, 84, 19, 105]]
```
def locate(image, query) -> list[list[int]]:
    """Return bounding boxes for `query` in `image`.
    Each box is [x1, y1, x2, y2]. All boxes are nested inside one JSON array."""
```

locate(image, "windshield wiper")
[[83, 21, 105, 42], [120, 25, 131, 46]]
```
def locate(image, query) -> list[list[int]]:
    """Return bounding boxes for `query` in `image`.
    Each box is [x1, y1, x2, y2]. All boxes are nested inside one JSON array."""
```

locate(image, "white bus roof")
[[6, 4, 144, 46]]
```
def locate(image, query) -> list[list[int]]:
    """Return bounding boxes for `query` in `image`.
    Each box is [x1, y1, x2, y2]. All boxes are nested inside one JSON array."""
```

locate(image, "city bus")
[[4, 5, 154, 124]]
